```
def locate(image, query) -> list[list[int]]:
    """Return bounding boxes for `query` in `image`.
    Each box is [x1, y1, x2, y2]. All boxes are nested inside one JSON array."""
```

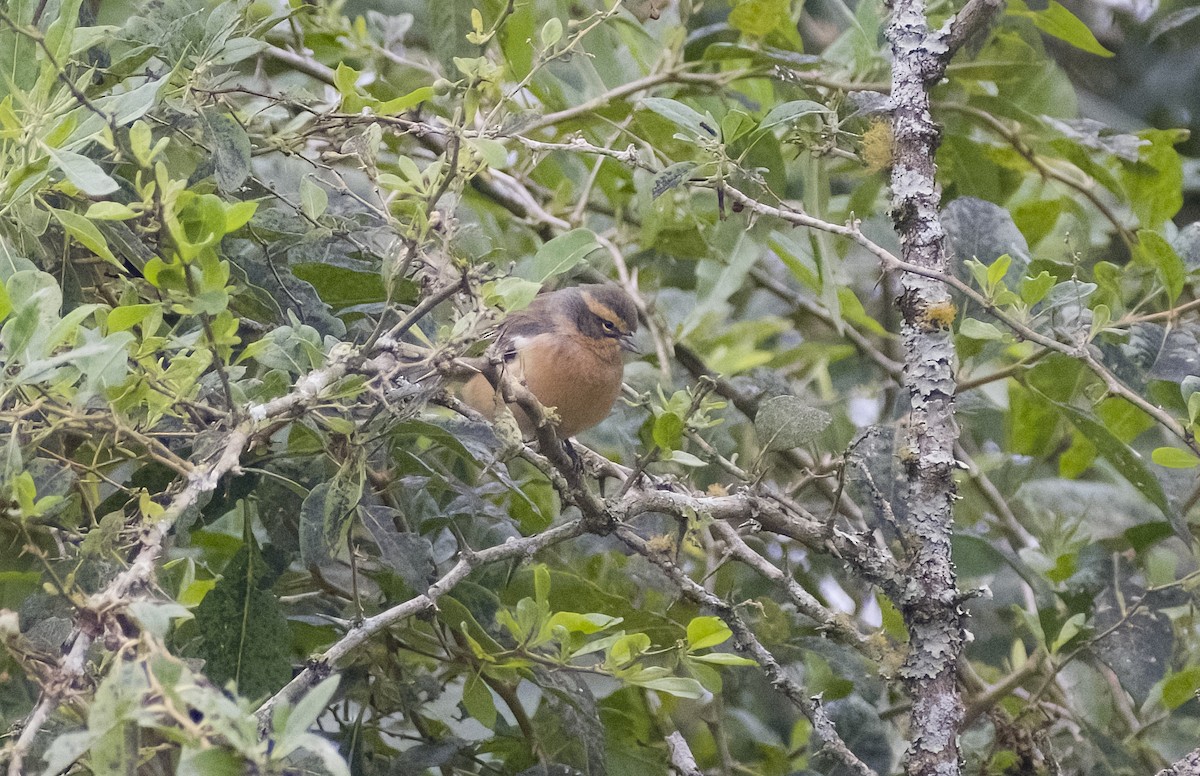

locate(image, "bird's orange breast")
[[462, 332, 625, 438]]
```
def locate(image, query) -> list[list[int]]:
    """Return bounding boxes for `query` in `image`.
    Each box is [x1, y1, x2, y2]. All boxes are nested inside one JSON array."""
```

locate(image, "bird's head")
[[571, 284, 639, 353]]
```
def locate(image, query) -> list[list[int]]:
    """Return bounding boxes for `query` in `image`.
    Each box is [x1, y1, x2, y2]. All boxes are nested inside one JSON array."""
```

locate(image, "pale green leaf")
[[1008, 0, 1113, 57], [959, 318, 1005, 340], [640, 97, 712, 138], [1151, 447, 1199, 469], [687, 616, 733, 650], [51, 208, 119, 266], [45, 146, 118, 196], [519, 229, 601, 282], [755, 396, 831, 451]]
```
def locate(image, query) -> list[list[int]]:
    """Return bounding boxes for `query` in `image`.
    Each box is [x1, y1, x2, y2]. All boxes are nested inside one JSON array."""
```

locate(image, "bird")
[[461, 283, 639, 439]]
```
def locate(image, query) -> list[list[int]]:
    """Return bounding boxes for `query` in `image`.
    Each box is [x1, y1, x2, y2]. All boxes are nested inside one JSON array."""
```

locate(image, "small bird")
[[462, 283, 639, 439]]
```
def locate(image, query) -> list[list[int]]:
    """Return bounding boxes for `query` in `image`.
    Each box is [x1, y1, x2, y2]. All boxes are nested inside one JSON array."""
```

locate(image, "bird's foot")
[[562, 439, 583, 472]]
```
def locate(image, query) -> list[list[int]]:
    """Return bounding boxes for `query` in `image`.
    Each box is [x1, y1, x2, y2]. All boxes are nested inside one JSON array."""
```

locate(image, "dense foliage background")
[[3, 0, 1200, 774]]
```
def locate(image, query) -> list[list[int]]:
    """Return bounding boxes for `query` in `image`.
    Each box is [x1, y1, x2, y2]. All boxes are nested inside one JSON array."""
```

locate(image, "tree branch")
[[886, 0, 974, 771], [254, 519, 586, 725], [937, 0, 1005, 60], [1159, 750, 1200, 776]]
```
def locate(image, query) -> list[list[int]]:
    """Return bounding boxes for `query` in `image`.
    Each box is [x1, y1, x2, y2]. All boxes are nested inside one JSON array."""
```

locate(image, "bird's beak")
[[619, 333, 640, 354]]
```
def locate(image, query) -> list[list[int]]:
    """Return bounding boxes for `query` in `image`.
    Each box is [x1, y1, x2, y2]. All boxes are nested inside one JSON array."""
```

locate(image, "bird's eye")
[[601, 319, 618, 333]]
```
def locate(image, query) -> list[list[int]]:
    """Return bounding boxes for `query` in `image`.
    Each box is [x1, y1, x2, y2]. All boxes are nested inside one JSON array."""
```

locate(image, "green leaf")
[[1180, 377, 1200, 429], [836, 287, 885, 334], [277, 675, 341, 756], [686, 616, 733, 650], [688, 652, 756, 666], [177, 747, 245, 776], [197, 111, 252, 193], [224, 200, 257, 232], [0, 283, 53, 361], [44, 146, 118, 196], [334, 62, 359, 97], [546, 611, 621, 635], [17, 330, 131, 387], [640, 97, 712, 138], [534, 563, 550, 604], [1050, 612, 1086, 653], [540, 17, 563, 48], [754, 395, 831, 452], [720, 109, 756, 144], [90, 724, 141, 776], [758, 100, 827, 131], [1044, 396, 1174, 520], [125, 602, 190, 638], [50, 207, 119, 267], [668, 450, 707, 467], [486, 276, 541, 311], [107, 303, 158, 332], [41, 731, 100, 776], [468, 137, 508, 169], [1124, 521, 1175, 553], [1008, 0, 1113, 57], [93, 77, 164, 128], [1151, 447, 1199, 469], [291, 263, 387, 308], [129, 120, 161, 166], [184, 544, 292, 700], [209, 36, 266, 66], [1135, 230, 1185, 304], [628, 676, 707, 699], [728, 0, 799, 44], [1019, 271, 1055, 306], [300, 176, 329, 221], [85, 201, 139, 221], [986, 254, 1012, 290], [959, 318, 1004, 340], [1149, 7, 1200, 42], [45, 0, 85, 66], [462, 674, 497, 728], [652, 411, 684, 451], [1124, 129, 1186, 229], [437, 596, 506, 655], [519, 229, 601, 282], [377, 86, 435, 114], [608, 633, 652, 666], [876, 591, 908, 641], [360, 505, 434, 592], [1162, 666, 1200, 710]]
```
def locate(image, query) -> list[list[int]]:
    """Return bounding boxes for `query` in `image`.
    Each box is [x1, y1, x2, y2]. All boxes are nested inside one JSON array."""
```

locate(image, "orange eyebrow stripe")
[[582, 294, 625, 329]]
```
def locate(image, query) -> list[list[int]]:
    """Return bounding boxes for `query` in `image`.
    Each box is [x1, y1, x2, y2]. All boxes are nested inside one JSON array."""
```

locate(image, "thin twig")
[[616, 527, 877, 776]]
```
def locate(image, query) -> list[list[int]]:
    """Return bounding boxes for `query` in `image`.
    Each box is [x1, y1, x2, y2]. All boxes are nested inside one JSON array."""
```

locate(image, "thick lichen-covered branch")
[[883, 0, 1004, 773]]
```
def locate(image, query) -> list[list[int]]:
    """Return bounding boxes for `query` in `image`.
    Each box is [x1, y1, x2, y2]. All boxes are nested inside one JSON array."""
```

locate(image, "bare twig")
[[708, 520, 881, 658], [617, 527, 877, 776]]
